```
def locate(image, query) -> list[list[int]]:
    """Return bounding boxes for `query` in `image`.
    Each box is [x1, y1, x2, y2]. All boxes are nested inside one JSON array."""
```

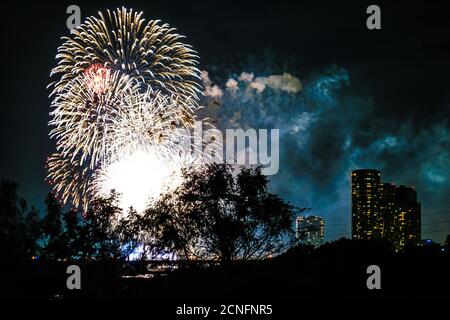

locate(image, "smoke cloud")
[[200, 61, 450, 243]]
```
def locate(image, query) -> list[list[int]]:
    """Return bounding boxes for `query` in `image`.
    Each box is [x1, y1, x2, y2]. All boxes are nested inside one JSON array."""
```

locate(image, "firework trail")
[[48, 7, 206, 211]]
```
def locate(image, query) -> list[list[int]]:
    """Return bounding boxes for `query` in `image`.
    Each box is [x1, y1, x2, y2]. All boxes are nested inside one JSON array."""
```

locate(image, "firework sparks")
[[50, 7, 201, 100], [48, 7, 206, 212]]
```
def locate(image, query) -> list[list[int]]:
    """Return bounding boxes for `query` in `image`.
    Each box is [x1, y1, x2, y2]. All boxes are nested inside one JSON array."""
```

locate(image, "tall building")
[[379, 182, 397, 240], [351, 169, 421, 250], [296, 215, 324, 247], [351, 169, 383, 240], [390, 186, 421, 249]]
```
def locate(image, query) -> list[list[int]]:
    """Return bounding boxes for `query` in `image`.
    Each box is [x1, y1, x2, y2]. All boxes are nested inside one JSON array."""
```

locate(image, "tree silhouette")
[[39, 190, 139, 261], [41, 193, 66, 259], [0, 180, 42, 260], [77, 191, 139, 260], [140, 164, 303, 263], [445, 234, 450, 251]]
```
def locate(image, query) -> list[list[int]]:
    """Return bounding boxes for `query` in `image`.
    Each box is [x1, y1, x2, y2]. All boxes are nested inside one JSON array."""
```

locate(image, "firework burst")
[[48, 7, 206, 212], [50, 7, 201, 99]]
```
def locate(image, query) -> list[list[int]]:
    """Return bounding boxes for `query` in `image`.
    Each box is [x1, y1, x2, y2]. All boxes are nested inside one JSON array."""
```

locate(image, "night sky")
[[1, 0, 450, 242]]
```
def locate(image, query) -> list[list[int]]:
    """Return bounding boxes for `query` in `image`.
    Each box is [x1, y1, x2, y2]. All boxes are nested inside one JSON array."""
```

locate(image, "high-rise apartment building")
[[351, 169, 421, 250], [351, 169, 383, 240], [296, 215, 324, 248]]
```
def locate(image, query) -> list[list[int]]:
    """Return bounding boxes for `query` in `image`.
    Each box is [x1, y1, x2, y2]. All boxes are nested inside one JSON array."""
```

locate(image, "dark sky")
[[1, 0, 450, 242]]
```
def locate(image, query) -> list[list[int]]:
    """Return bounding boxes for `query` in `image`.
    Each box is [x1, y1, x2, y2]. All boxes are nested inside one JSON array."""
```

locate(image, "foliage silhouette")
[[39, 190, 139, 261], [0, 180, 42, 260], [139, 164, 305, 263]]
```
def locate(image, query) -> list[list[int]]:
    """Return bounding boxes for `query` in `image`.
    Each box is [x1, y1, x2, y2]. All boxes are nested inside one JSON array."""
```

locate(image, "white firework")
[[47, 8, 208, 212]]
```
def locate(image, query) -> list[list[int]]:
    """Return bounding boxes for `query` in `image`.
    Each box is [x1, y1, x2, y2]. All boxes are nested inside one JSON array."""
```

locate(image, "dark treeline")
[[0, 183, 137, 262], [0, 164, 302, 263], [0, 164, 304, 299], [1, 164, 450, 300]]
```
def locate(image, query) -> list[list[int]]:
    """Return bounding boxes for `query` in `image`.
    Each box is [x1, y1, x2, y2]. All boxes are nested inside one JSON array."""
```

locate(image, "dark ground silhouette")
[[2, 239, 449, 300], [1, 174, 450, 301]]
